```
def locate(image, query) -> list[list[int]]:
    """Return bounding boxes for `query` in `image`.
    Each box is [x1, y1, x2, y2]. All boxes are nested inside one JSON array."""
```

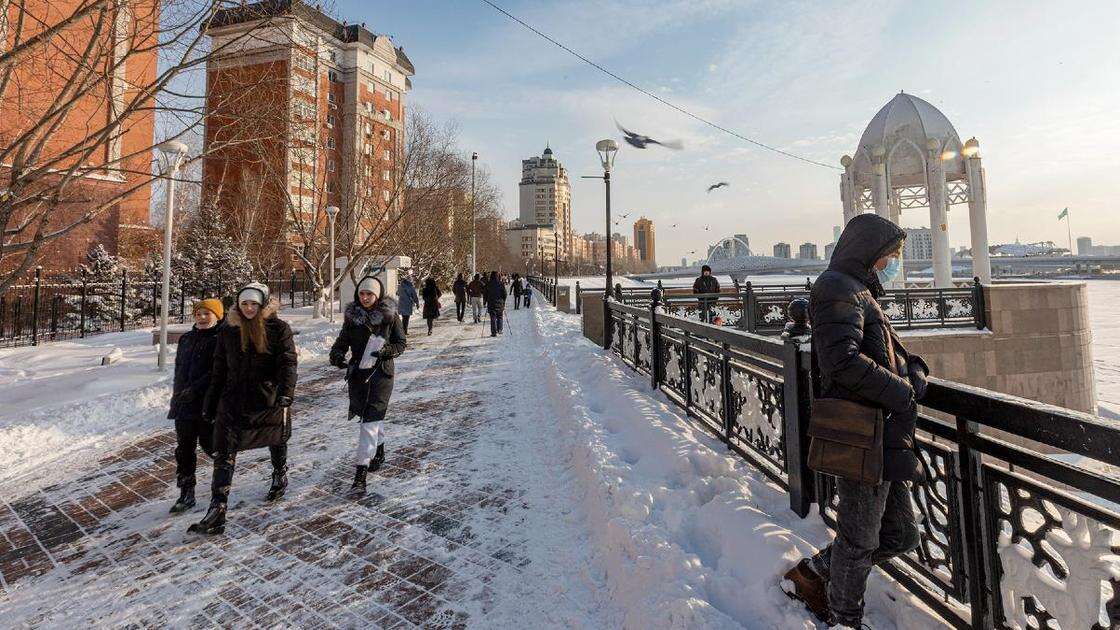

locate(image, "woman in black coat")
[[188, 282, 297, 536], [484, 271, 507, 337], [420, 276, 442, 335], [329, 276, 406, 494], [167, 298, 224, 514]]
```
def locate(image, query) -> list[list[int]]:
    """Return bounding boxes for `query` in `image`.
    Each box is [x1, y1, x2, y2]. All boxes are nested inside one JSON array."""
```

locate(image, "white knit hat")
[[356, 276, 383, 299], [237, 282, 269, 306]]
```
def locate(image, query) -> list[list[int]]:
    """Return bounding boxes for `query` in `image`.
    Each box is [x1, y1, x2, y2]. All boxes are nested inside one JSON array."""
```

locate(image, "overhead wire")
[[479, 0, 841, 171]]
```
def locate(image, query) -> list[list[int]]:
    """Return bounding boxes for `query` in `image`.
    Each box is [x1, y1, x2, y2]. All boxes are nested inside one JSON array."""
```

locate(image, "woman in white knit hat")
[[329, 275, 407, 494]]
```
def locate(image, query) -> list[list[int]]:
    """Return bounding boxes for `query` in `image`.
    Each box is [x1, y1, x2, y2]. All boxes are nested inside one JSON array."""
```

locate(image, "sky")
[[331, 0, 1120, 265]]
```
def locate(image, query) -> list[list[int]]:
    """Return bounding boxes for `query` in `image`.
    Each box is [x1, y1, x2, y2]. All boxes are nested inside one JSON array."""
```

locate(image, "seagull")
[[670, 223, 679, 228], [703, 224, 711, 231], [619, 212, 630, 219], [706, 182, 730, 193], [616, 121, 683, 150]]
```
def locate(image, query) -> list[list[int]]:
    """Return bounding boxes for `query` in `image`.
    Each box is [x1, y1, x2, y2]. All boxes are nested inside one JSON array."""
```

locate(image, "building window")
[[384, 149, 391, 161], [327, 137, 336, 149], [382, 190, 390, 201], [326, 113, 335, 127], [327, 92, 337, 108], [328, 50, 337, 62], [328, 70, 339, 83], [383, 70, 391, 82], [327, 159, 336, 172], [382, 170, 389, 181]]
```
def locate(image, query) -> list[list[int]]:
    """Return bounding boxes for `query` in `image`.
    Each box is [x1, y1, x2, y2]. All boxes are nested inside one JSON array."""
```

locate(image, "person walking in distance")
[[188, 283, 297, 535], [420, 277, 442, 336], [396, 272, 420, 335], [781, 213, 928, 627], [523, 282, 532, 308], [452, 273, 468, 322], [467, 273, 485, 324], [484, 271, 507, 337], [510, 274, 524, 310], [692, 265, 721, 323], [329, 276, 406, 495], [167, 298, 224, 514]]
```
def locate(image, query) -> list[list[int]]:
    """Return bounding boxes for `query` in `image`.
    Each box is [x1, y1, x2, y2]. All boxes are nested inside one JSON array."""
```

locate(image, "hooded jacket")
[[396, 278, 420, 317], [329, 281, 407, 421], [168, 321, 223, 421], [810, 213, 926, 482], [485, 274, 507, 312], [204, 298, 297, 452]]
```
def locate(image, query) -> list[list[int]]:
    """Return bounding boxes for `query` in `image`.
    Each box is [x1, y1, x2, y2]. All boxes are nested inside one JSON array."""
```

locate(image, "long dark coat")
[[452, 278, 468, 302], [484, 277, 507, 314], [421, 283, 442, 319], [330, 297, 406, 422], [809, 213, 927, 482], [204, 301, 297, 453], [168, 323, 222, 421]]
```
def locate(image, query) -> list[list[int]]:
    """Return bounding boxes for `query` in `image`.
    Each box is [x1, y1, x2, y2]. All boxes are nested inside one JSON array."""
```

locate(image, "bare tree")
[[0, 0, 283, 292]]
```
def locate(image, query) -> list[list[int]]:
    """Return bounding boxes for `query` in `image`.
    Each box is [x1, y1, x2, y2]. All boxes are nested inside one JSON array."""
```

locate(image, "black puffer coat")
[[329, 296, 406, 422], [810, 213, 927, 482], [168, 323, 222, 421], [484, 276, 506, 313], [693, 275, 720, 295], [204, 300, 297, 453], [421, 282, 442, 319], [452, 278, 467, 302]]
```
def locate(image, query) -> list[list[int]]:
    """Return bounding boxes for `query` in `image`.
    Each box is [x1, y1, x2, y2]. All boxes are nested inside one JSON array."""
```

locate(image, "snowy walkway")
[[0, 296, 951, 628], [0, 304, 604, 628]]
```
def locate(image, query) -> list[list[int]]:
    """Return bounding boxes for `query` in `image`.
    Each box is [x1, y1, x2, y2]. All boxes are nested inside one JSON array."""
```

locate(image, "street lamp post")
[[471, 152, 478, 277], [585, 139, 618, 349], [157, 140, 188, 371], [326, 205, 339, 322]]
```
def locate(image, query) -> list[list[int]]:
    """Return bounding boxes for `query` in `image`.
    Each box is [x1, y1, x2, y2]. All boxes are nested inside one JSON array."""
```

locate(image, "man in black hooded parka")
[[782, 213, 930, 628], [330, 276, 407, 494]]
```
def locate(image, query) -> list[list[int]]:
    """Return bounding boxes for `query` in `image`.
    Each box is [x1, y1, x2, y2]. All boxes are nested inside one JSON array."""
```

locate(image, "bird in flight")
[[703, 224, 711, 231], [707, 182, 730, 193], [619, 212, 629, 219], [616, 121, 683, 150], [670, 223, 679, 228]]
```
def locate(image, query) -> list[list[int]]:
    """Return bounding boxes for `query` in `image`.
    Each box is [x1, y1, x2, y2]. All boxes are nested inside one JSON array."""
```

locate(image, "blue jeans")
[[490, 311, 504, 335], [810, 479, 920, 625]]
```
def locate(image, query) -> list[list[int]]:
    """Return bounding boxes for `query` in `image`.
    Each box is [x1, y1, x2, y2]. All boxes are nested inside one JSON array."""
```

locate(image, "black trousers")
[[211, 445, 287, 504], [174, 417, 214, 489], [455, 299, 466, 321], [426, 317, 435, 334], [401, 314, 410, 334], [513, 294, 521, 309], [490, 311, 504, 335]]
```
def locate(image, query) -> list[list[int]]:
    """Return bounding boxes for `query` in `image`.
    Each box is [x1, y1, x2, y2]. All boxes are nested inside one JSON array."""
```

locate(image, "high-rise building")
[[733, 234, 751, 257], [519, 145, 572, 260], [824, 242, 836, 260], [202, 1, 414, 267], [774, 242, 791, 259], [633, 217, 656, 269], [504, 223, 556, 273], [833, 225, 842, 243], [681, 257, 688, 267], [904, 227, 934, 260], [1077, 237, 1093, 256], [799, 242, 818, 260]]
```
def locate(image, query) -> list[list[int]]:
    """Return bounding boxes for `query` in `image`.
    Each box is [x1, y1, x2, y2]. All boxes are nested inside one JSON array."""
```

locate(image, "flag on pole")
[[1058, 208, 1069, 220]]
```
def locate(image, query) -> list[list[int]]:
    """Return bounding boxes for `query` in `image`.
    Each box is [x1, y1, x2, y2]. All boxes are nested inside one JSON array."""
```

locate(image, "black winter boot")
[[350, 465, 368, 495], [187, 502, 226, 535], [169, 486, 196, 514], [266, 470, 288, 501], [370, 443, 385, 472]]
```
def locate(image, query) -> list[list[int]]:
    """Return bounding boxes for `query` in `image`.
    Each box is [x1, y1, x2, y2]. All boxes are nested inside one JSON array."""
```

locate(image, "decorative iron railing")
[[604, 297, 1119, 629], [0, 269, 317, 349]]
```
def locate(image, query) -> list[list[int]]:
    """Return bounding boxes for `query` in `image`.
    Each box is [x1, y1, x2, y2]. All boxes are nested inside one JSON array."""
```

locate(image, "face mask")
[[875, 257, 902, 284]]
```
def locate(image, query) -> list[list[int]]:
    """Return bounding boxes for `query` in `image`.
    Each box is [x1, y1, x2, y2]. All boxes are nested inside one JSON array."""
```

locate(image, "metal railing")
[[603, 297, 1120, 629], [0, 269, 317, 349], [526, 275, 557, 305]]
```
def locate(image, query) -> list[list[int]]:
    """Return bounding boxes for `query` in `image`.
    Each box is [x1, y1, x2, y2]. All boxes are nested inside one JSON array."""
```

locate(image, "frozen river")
[[562, 276, 1120, 416]]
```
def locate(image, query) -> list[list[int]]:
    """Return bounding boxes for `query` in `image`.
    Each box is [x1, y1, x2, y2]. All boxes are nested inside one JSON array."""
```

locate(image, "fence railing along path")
[[578, 278, 986, 333], [0, 268, 317, 349], [603, 296, 1119, 629]]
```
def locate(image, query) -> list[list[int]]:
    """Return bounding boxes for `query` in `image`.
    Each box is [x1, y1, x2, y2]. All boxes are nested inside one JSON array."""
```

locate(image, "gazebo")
[[840, 92, 991, 286]]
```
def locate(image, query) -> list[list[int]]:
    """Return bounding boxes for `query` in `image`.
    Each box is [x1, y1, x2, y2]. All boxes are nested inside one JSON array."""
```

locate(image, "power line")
[[479, 0, 840, 171]]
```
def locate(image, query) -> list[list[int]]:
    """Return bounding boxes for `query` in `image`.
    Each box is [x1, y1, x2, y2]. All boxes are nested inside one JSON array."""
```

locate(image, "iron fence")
[[604, 297, 1120, 629], [526, 275, 557, 305], [0, 268, 317, 349]]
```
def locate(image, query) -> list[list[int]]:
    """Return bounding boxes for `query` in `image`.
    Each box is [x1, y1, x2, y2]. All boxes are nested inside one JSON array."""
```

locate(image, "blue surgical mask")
[[876, 257, 902, 284]]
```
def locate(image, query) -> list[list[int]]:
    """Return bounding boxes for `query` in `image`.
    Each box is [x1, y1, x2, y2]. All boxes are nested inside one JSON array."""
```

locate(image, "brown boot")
[[781, 558, 829, 621]]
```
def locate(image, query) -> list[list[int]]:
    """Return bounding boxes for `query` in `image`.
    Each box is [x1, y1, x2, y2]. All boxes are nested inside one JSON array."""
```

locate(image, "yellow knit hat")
[[193, 298, 224, 320]]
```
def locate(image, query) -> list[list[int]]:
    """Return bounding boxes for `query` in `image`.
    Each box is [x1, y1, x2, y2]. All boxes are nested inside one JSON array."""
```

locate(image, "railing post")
[[649, 289, 662, 390], [781, 297, 813, 518], [972, 276, 986, 330], [180, 278, 186, 324], [575, 281, 582, 314], [954, 415, 993, 629], [745, 282, 757, 334], [79, 272, 87, 338], [720, 340, 733, 445], [682, 331, 693, 412], [290, 271, 296, 309], [31, 266, 42, 346], [119, 269, 128, 331], [939, 289, 947, 327]]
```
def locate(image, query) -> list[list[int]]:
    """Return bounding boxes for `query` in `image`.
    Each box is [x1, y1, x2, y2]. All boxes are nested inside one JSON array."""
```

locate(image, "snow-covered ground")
[[1086, 280, 1120, 417], [0, 294, 952, 628]]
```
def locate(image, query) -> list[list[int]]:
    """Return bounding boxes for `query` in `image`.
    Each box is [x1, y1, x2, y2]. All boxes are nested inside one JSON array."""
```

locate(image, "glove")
[[907, 356, 929, 401], [330, 353, 347, 369], [277, 396, 293, 408], [367, 337, 386, 355]]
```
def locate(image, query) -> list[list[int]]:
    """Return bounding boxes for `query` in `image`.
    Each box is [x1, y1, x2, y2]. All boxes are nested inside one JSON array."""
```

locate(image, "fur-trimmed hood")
[[345, 296, 398, 329], [226, 297, 280, 328]]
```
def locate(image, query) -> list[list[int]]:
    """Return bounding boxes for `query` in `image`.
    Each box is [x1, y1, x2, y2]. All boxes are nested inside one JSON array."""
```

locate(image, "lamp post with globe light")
[[326, 205, 339, 322], [581, 139, 618, 349], [157, 140, 188, 371]]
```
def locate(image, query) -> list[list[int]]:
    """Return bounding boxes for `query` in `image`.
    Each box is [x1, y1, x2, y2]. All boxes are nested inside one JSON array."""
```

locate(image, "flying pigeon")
[[706, 182, 730, 193], [616, 121, 683, 150], [703, 224, 711, 231]]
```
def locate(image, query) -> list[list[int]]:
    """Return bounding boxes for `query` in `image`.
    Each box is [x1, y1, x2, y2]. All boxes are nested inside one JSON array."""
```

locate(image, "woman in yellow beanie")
[[166, 298, 225, 514]]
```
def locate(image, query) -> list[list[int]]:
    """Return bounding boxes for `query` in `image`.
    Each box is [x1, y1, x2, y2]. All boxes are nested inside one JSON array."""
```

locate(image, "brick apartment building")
[[202, 0, 413, 271], [1, 0, 159, 272]]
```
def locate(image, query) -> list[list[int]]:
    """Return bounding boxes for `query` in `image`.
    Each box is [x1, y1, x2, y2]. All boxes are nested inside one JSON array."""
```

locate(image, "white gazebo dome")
[[851, 92, 965, 188]]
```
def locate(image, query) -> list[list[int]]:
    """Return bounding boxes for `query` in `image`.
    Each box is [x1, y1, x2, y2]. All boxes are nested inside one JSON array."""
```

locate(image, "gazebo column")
[[871, 147, 890, 220], [964, 140, 991, 284], [840, 156, 859, 224], [927, 140, 952, 288]]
